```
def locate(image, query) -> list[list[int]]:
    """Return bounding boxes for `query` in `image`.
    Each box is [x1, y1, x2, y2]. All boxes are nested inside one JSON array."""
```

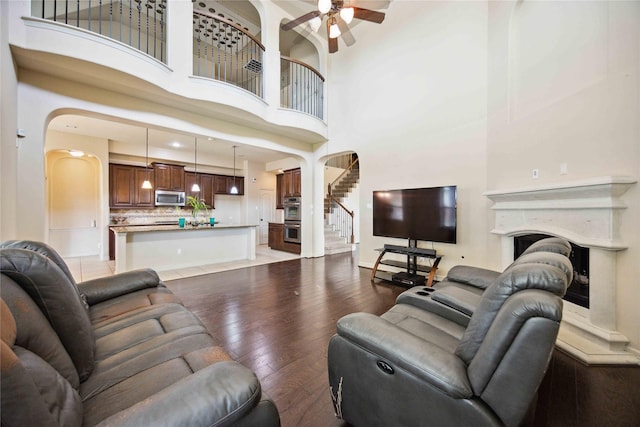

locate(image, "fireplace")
[[484, 176, 637, 364], [515, 234, 589, 308]]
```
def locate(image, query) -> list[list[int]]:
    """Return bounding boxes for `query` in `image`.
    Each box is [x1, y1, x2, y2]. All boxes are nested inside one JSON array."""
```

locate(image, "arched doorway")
[[46, 150, 101, 257]]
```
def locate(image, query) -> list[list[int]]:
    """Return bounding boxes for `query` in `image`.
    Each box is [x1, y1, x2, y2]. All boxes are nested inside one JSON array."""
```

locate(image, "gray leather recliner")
[[327, 238, 572, 427], [0, 240, 280, 426]]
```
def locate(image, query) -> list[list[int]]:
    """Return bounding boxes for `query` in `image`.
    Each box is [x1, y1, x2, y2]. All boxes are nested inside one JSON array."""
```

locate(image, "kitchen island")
[[110, 224, 257, 273]]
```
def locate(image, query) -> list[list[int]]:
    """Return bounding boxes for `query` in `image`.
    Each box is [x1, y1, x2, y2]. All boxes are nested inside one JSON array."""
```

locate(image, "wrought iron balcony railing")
[[30, 2, 324, 117], [33, 0, 167, 63], [280, 56, 324, 120], [192, 9, 264, 99]]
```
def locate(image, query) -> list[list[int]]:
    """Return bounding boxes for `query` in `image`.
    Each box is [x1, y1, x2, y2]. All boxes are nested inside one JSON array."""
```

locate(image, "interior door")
[[259, 190, 274, 245], [47, 153, 100, 257]]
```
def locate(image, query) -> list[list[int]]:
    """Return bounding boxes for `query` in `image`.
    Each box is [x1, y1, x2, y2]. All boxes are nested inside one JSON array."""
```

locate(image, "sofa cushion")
[[0, 248, 96, 381], [89, 361, 264, 427], [15, 346, 83, 426], [92, 305, 209, 361], [87, 287, 181, 324], [1, 281, 79, 388], [1, 299, 82, 427], [381, 304, 465, 353], [81, 337, 246, 425]]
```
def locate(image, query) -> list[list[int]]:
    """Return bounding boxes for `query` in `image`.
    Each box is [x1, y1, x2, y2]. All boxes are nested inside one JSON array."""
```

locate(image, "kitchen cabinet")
[[134, 167, 155, 207], [109, 164, 153, 208], [153, 163, 184, 191], [276, 174, 284, 209], [268, 223, 285, 251], [110, 164, 135, 207], [214, 175, 229, 194], [282, 168, 301, 198], [185, 172, 216, 210], [199, 174, 215, 208], [214, 175, 244, 195]]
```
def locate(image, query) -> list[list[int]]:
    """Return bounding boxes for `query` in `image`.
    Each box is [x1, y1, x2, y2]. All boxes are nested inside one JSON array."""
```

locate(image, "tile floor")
[[63, 245, 301, 282]]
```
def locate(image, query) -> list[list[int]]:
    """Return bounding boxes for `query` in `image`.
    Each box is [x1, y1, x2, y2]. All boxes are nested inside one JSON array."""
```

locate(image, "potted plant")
[[187, 196, 209, 226]]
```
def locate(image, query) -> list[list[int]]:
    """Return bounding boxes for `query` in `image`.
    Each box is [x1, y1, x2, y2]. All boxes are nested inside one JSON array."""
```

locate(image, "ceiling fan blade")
[[352, 0, 391, 10], [327, 18, 339, 53], [336, 17, 356, 47], [281, 10, 322, 31], [353, 7, 386, 24]]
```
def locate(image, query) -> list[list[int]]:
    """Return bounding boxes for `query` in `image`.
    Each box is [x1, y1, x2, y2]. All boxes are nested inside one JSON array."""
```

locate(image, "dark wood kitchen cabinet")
[[153, 163, 185, 191], [185, 172, 215, 209], [268, 223, 285, 251], [214, 175, 244, 195], [282, 168, 301, 198], [276, 174, 284, 209], [134, 167, 154, 207], [110, 164, 134, 207], [109, 164, 155, 208]]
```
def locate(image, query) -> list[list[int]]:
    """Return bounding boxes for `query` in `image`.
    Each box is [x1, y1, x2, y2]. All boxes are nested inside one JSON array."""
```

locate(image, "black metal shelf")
[[371, 245, 442, 287]]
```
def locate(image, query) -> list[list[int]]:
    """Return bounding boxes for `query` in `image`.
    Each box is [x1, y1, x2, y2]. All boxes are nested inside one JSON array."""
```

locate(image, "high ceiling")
[[48, 115, 293, 166], [46, 1, 393, 167]]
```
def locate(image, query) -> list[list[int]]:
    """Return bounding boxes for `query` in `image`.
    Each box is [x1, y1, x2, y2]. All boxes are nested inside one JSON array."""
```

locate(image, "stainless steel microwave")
[[155, 190, 186, 206]]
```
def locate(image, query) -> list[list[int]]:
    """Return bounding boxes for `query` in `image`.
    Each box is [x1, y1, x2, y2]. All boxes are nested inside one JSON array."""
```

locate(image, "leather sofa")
[[328, 238, 572, 427], [0, 240, 280, 427]]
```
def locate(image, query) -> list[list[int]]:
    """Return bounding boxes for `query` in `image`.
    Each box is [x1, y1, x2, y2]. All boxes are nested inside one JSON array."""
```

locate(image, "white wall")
[[0, 0, 18, 242], [486, 0, 640, 353], [325, 1, 490, 273]]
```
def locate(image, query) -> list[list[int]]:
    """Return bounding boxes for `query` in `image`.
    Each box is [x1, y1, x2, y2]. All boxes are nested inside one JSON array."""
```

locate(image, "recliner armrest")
[[79, 269, 163, 305], [336, 312, 472, 399]]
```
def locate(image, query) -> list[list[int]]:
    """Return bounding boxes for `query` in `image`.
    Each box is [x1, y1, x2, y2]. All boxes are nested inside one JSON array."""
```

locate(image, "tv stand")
[[371, 243, 442, 287]]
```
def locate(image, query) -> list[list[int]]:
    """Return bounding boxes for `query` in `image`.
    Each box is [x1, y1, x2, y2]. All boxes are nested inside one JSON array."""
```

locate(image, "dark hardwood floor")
[[165, 251, 640, 427], [165, 251, 404, 426]]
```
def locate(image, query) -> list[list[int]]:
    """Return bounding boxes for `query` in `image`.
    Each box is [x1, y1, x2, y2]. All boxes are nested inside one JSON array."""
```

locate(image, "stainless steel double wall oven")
[[283, 197, 301, 243]]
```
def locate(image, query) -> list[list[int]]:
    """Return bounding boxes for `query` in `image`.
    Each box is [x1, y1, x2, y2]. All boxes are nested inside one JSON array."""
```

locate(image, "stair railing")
[[327, 157, 359, 244]]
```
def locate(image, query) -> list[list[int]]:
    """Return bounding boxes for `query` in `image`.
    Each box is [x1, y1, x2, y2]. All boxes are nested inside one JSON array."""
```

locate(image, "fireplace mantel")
[[484, 176, 638, 365]]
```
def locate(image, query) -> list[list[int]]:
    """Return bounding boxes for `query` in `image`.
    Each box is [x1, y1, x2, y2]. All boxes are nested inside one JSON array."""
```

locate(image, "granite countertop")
[[110, 224, 258, 233]]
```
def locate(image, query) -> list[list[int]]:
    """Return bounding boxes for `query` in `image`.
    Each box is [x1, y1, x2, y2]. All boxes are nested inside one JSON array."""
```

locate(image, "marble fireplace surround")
[[484, 176, 638, 365]]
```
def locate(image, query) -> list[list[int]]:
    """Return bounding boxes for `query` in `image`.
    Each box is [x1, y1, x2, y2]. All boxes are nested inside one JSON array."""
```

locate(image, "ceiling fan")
[[281, 0, 389, 53]]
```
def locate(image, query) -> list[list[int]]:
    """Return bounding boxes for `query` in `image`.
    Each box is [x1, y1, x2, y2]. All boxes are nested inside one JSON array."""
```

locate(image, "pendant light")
[[230, 145, 239, 194], [191, 137, 200, 192], [141, 128, 153, 189]]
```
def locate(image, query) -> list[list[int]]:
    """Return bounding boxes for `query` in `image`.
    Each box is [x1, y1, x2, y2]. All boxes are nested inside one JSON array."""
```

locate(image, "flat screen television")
[[373, 186, 457, 243]]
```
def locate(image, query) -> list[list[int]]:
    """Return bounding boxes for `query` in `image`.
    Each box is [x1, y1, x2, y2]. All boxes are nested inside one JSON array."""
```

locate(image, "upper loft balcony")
[[8, 0, 328, 143]]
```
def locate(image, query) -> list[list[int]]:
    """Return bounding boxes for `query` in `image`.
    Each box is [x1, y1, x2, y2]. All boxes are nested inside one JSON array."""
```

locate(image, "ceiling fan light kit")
[[339, 7, 354, 24], [318, 0, 332, 14], [309, 16, 322, 32], [329, 18, 341, 39], [282, 0, 387, 53]]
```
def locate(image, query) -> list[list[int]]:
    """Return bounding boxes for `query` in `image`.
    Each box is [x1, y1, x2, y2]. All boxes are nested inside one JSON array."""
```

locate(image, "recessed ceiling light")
[[68, 150, 84, 157], [171, 142, 182, 148]]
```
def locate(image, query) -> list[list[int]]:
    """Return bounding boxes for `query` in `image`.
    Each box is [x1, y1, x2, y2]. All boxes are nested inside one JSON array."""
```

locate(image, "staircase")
[[324, 165, 359, 255]]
